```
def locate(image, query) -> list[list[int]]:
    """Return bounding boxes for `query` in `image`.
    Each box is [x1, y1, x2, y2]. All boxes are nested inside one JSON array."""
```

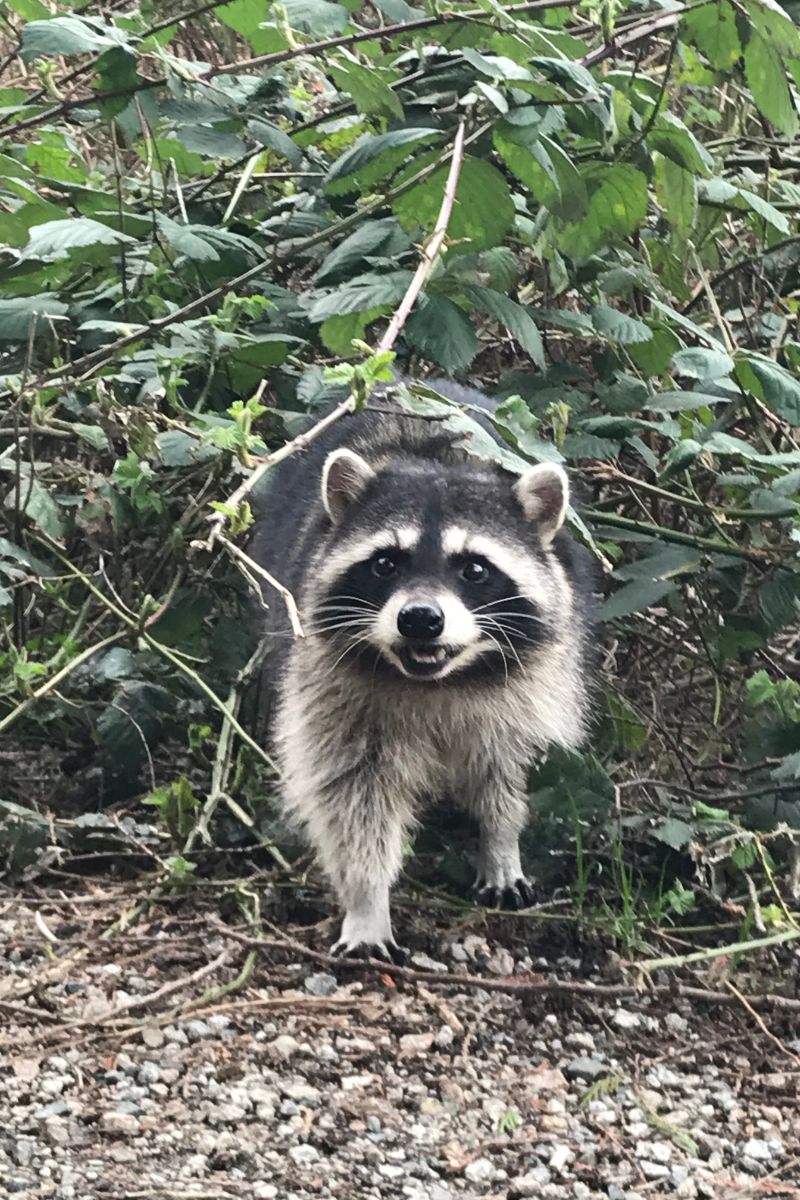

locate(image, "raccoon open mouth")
[[397, 642, 453, 678]]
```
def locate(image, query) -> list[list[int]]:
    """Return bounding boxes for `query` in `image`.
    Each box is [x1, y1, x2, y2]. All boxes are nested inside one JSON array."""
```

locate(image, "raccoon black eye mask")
[[250, 381, 595, 963]]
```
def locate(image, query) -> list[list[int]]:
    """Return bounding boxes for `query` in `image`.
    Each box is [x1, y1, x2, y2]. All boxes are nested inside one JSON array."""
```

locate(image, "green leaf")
[[329, 57, 402, 120], [394, 158, 514, 254], [744, 0, 800, 57], [21, 15, 127, 60], [742, 356, 800, 424], [325, 128, 437, 195], [599, 577, 678, 620], [174, 125, 248, 160], [671, 347, 734, 381], [682, 2, 741, 70], [315, 218, 411, 284], [320, 309, 384, 355], [463, 286, 544, 368], [20, 217, 136, 261], [307, 271, 412, 322], [156, 213, 219, 262], [404, 295, 479, 371], [0, 295, 68, 340], [654, 817, 695, 851], [649, 112, 713, 176], [558, 165, 647, 258], [647, 390, 725, 412], [248, 119, 302, 167], [74, 424, 110, 451], [282, 0, 349, 35], [591, 305, 652, 345], [744, 33, 799, 138], [218, 0, 278, 53], [655, 156, 697, 239]]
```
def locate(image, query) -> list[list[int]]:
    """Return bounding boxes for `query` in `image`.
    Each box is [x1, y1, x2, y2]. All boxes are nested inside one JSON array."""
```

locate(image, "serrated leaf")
[[592, 305, 652, 345], [307, 271, 412, 322], [21, 15, 126, 60], [325, 128, 437, 195], [394, 157, 514, 254], [404, 295, 478, 370], [672, 347, 734, 381], [599, 577, 678, 620], [745, 0, 800, 56], [558, 165, 647, 258], [463, 286, 544, 368], [282, 0, 349, 35], [248, 119, 302, 167], [20, 217, 136, 261], [74, 424, 109, 451], [654, 817, 695, 850], [745, 33, 799, 138], [175, 125, 247, 160], [315, 218, 410, 284], [683, 2, 741, 69], [329, 57, 402, 120]]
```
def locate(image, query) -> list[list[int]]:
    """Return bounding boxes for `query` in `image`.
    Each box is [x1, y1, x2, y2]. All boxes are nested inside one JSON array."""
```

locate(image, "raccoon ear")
[[513, 463, 569, 547], [322, 448, 376, 523]]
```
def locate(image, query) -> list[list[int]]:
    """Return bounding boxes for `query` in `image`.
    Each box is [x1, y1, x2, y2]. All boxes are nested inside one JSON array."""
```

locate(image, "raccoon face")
[[310, 448, 570, 682]]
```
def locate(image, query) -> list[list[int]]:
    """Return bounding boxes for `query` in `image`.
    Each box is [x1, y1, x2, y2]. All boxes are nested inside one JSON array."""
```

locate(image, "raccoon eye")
[[461, 559, 489, 584], [372, 553, 398, 578]]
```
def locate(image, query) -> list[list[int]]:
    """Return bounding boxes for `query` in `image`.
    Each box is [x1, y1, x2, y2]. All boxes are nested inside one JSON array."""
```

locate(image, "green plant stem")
[[584, 509, 785, 565], [31, 535, 280, 778], [0, 631, 125, 736], [640, 926, 800, 972]]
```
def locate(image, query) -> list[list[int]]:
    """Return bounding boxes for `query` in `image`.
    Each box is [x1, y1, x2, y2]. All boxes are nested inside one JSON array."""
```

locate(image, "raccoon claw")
[[332, 938, 408, 966], [476, 878, 535, 911]]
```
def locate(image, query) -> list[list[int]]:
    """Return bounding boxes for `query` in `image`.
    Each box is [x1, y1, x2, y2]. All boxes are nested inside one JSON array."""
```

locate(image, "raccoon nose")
[[397, 602, 444, 640]]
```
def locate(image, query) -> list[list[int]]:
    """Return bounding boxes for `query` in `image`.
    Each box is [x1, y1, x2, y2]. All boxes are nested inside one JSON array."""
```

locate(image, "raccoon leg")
[[461, 763, 534, 911], [302, 784, 412, 964]]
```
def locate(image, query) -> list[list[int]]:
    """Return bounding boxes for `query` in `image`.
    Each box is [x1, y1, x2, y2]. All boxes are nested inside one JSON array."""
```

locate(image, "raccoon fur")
[[249, 379, 596, 961]]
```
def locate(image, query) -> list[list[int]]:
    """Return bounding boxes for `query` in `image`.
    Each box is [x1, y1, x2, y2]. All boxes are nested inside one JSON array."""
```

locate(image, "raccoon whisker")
[[327, 633, 374, 674], [472, 598, 548, 625], [478, 628, 510, 687], [488, 622, 546, 649], [307, 619, 375, 636], [478, 618, 524, 674], [321, 595, 380, 610]]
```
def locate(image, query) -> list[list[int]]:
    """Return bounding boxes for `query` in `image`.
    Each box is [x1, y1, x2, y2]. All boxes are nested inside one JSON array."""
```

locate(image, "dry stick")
[[725, 979, 800, 1068], [218, 535, 305, 638], [7, 0, 575, 135], [217, 924, 800, 1014]]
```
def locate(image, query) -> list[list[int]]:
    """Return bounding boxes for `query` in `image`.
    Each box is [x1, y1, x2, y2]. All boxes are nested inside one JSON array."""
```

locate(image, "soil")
[[1, 876, 799, 1200]]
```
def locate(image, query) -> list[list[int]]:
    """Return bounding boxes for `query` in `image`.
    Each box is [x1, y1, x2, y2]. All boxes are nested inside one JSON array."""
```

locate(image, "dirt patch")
[[1, 882, 799, 1200]]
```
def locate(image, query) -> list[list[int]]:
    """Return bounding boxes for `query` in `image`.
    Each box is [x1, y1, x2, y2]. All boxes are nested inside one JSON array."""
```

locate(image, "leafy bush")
[[1, 0, 799, 924]]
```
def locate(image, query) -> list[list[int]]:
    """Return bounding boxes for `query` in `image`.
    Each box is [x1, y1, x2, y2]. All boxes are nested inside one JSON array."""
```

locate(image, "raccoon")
[[249, 379, 595, 961]]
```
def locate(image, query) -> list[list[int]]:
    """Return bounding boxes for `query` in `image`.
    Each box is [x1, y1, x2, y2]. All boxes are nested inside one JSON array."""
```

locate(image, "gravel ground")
[[1, 886, 799, 1200]]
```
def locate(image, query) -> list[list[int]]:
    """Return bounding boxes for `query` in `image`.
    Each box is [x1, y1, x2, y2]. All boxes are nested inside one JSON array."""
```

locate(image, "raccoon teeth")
[[409, 646, 447, 665]]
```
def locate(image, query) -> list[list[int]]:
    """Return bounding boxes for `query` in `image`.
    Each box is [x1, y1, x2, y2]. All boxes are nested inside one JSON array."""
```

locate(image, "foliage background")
[[2, 0, 800, 945]]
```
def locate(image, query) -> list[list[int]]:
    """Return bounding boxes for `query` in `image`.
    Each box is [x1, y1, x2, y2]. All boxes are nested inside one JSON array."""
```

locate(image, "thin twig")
[[377, 121, 466, 352]]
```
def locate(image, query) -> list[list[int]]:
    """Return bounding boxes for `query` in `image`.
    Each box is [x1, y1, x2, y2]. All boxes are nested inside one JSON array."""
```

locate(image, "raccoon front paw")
[[331, 937, 408, 965], [475, 876, 535, 911]]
